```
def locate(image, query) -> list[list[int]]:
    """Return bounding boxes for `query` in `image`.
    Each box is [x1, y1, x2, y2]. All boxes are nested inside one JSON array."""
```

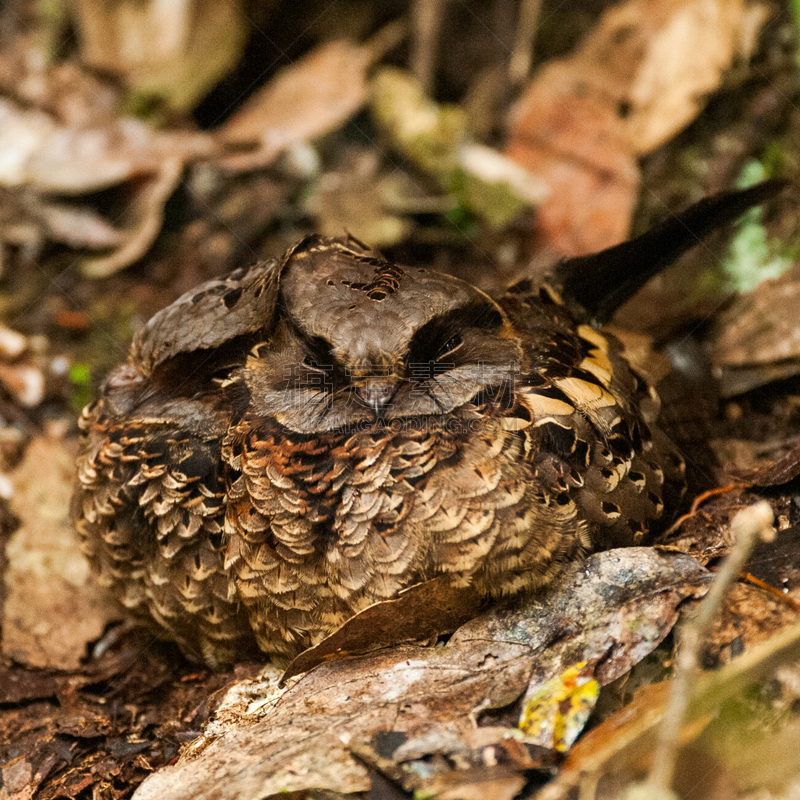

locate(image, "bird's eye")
[[302, 355, 330, 374], [436, 333, 463, 361], [300, 335, 337, 376]]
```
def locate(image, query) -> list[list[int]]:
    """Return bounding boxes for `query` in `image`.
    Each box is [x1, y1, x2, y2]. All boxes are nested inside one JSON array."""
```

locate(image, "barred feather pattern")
[[72, 235, 687, 667]]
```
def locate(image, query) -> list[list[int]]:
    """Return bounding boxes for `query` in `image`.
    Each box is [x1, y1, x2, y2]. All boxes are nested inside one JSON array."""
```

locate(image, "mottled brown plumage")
[[71, 181, 785, 667]]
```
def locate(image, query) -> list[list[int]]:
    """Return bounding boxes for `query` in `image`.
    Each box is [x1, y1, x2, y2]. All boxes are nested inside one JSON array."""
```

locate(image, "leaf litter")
[[131, 548, 709, 800], [1, 1, 800, 798]]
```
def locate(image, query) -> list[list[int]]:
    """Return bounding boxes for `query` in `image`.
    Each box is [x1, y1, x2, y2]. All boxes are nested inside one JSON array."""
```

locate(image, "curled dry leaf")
[[506, 0, 765, 256], [0, 88, 215, 274], [217, 39, 370, 172], [133, 549, 708, 799], [80, 157, 184, 278], [710, 266, 800, 397], [283, 574, 485, 680], [0, 96, 214, 194], [69, 0, 253, 112]]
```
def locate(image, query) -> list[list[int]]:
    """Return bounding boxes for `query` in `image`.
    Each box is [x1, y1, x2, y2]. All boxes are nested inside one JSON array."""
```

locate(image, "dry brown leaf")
[[711, 271, 800, 365], [0, 53, 224, 275], [506, 56, 639, 256], [135, 639, 533, 800], [35, 199, 125, 250], [0, 186, 124, 256], [710, 267, 800, 396], [218, 40, 370, 172], [624, 0, 754, 154], [426, 767, 526, 800], [0, 94, 215, 274], [0, 35, 367, 274], [283, 574, 485, 680], [732, 444, 800, 488], [452, 548, 710, 691], [506, 0, 764, 256], [80, 157, 184, 278], [133, 549, 708, 799], [2, 434, 118, 669], [68, 0, 254, 111], [0, 96, 213, 194]]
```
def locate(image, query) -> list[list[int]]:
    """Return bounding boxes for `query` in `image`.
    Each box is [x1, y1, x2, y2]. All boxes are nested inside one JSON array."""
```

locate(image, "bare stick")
[[411, 0, 449, 94], [645, 500, 775, 794], [509, 0, 543, 88]]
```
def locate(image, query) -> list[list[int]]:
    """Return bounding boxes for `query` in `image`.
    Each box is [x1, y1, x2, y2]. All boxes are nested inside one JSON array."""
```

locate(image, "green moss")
[[721, 159, 793, 292], [69, 362, 92, 412], [370, 68, 541, 234]]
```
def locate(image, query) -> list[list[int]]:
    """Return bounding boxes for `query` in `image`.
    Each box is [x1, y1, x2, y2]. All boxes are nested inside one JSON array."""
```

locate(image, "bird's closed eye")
[[302, 355, 331, 374], [436, 333, 463, 361], [300, 335, 337, 375]]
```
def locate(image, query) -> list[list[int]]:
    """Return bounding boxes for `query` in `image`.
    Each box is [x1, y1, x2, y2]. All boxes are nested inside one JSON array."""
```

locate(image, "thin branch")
[[644, 500, 776, 795]]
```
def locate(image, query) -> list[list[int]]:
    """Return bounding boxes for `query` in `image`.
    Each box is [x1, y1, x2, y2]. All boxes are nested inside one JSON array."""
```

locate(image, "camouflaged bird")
[[72, 181, 784, 668]]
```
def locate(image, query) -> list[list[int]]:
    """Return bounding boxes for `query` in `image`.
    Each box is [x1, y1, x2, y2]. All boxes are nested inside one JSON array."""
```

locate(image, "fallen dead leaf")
[[0, 625, 239, 800], [710, 266, 800, 397], [34, 198, 125, 250], [732, 442, 800, 488], [283, 574, 485, 680], [0, 87, 215, 274], [624, 0, 759, 154], [425, 766, 527, 800], [506, 0, 765, 256], [133, 549, 708, 799], [0, 96, 213, 195], [451, 548, 710, 691], [69, 0, 254, 112], [2, 434, 118, 669], [506, 59, 639, 257], [217, 39, 370, 172], [80, 157, 184, 278], [136, 639, 534, 800]]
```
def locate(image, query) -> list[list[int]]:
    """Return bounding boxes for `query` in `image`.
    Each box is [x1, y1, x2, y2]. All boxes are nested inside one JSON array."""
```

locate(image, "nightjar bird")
[[72, 180, 784, 668]]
